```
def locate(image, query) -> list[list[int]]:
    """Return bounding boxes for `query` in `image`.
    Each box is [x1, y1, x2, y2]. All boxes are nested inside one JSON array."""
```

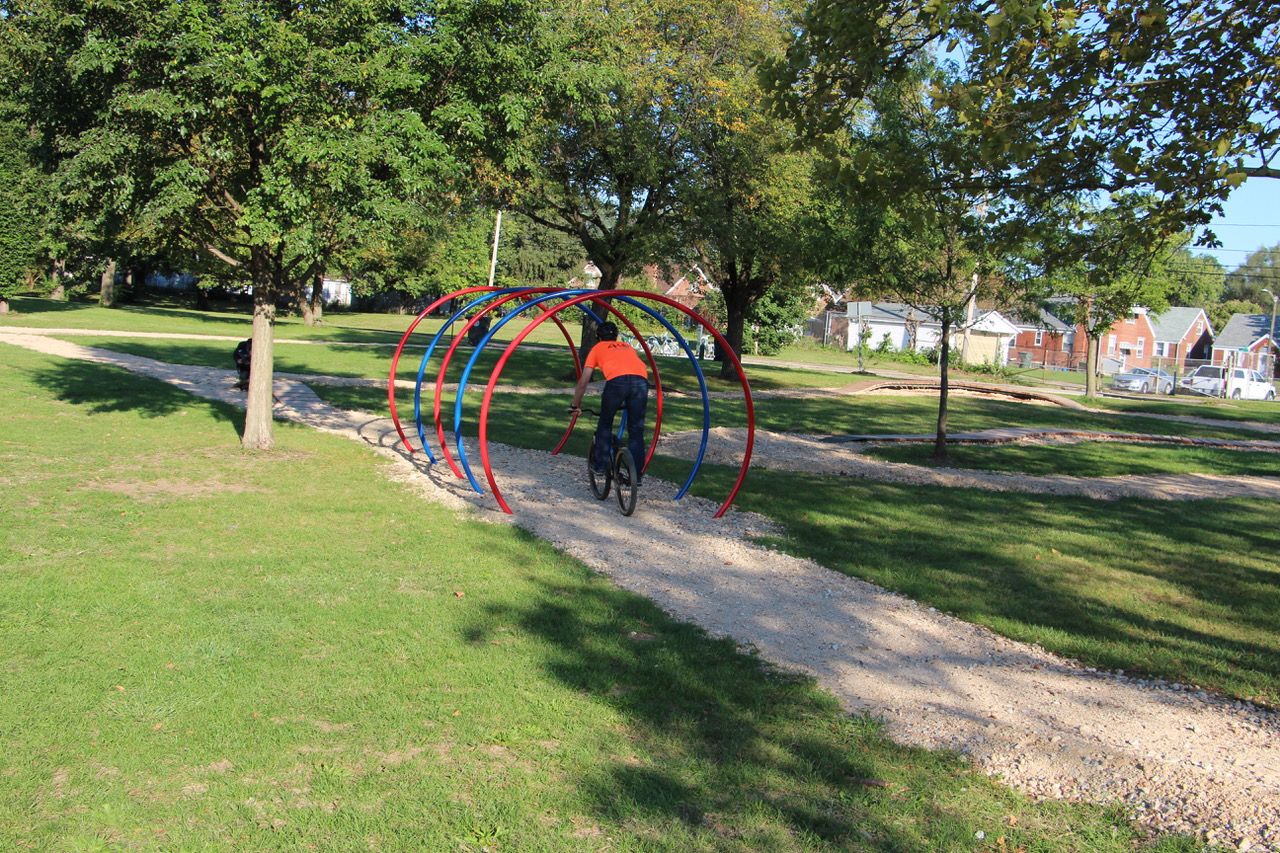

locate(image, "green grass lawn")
[[671, 464, 1280, 710], [1, 342, 1199, 851], [54, 333, 859, 394], [864, 441, 1280, 478], [304, 384, 1280, 709], [1, 294, 574, 347], [1090, 395, 1280, 426]]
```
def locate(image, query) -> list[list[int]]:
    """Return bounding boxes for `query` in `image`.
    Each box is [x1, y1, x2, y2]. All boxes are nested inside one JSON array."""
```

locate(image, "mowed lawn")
[[2, 343, 1199, 852], [309, 384, 1280, 709]]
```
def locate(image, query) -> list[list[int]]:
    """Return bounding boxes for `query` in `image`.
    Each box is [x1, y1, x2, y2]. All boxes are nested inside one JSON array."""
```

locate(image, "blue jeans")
[[594, 374, 648, 476]]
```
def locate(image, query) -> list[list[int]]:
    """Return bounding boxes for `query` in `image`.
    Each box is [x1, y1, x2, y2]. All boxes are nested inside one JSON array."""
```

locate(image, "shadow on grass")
[[461, 559, 983, 850], [29, 358, 243, 432], [707, 465, 1280, 706]]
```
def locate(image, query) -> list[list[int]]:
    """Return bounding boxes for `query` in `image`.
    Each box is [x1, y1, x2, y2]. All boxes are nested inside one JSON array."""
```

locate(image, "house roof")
[[1149, 306, 1212, 342], [1215, 313, 1277, 350], [1006, 308, 1072, 333], [846, 302, 1018, 334]]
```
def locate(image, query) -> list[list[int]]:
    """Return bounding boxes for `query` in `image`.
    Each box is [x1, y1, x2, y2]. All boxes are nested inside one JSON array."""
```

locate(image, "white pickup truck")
[[1181, 365, 1277, 400]]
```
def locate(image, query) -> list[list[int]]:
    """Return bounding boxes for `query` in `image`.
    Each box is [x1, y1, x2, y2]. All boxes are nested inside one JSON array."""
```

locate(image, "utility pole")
[[486, 210, 503, 287]]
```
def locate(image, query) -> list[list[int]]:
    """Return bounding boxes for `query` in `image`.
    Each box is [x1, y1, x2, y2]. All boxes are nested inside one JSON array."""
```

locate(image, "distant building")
[[845, 302, 1019, 366], [1005, 308, 1075, 369], [1043, 301, 1158, 375], [1148, 306, 1214, 371], [1212, 314, 1278, 376]]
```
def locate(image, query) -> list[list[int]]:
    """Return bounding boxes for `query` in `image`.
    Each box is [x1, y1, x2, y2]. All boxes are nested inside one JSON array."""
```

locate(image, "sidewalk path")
[[4, 331, 1279, 851]]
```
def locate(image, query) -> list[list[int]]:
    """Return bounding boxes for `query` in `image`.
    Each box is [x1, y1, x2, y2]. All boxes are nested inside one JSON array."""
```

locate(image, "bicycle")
[[578, 407, 640, 516]]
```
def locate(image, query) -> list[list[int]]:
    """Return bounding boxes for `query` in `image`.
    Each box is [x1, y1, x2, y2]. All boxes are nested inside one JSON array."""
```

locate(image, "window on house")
[[1155, 342, 1167, 357], [1107, 334, 1117, 354], [1034, 330, 1043, 346], [1137, 337, 1145, 358]]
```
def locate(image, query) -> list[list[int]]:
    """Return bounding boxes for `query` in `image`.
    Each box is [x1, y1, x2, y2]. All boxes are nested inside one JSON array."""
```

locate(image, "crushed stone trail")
[[4, 330, 1278, 853]]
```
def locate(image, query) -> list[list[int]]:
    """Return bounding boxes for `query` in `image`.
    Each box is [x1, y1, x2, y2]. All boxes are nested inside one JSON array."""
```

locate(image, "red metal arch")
[[476, 290, 754, 518], [387, 286, 579, 454], [429, 291, 665, 479]]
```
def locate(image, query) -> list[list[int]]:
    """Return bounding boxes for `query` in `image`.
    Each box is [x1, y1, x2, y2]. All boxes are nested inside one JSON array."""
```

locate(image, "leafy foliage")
[[1223, 243, 1280, 304], [772, 0, 1280, 243], [0, 119, 43, 304], [3, 0, 550, 446]]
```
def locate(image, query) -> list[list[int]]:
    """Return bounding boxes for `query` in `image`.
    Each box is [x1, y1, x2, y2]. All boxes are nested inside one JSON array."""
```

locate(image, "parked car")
[[1180, 364, 1226, 397], [1179, 364, 1278, 400], [1225, 367, 1277, 401], [1111, 367, 1174, 394]]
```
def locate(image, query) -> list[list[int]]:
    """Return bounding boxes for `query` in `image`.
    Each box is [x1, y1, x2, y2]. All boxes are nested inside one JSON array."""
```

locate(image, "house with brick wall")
[[1212, 314, 1278, 376], [1148, 307, 1213, 372], [1051, 306, 1158, 375], [1006, 308, 1075, 369]]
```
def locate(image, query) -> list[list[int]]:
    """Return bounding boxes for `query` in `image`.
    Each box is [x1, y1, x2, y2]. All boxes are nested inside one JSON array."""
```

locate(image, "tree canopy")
[[3, 0, 548, 447], [772, 0, 1280, 243]]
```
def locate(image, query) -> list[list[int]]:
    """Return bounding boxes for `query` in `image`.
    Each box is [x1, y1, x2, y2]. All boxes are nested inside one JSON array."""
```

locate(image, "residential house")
[[1054, 306, 1158, 375], [1005, 308, 1075, 369], [1211, 314, 1278, 376], [642, 264, 714, 314], [804, 284, 851, 348], [1148, 306, 1213, 373], [845, 302, 1020, 366]]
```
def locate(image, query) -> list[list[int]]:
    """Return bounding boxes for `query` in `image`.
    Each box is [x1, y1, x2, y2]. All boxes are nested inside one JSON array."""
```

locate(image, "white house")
[[846, 302, 1020, 366]]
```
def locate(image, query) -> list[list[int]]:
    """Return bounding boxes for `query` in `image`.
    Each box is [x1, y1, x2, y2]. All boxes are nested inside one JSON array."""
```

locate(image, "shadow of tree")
[[703, 464, 1280, 706], [459, 551, 1029, 850], [30, 358, 242, 430]]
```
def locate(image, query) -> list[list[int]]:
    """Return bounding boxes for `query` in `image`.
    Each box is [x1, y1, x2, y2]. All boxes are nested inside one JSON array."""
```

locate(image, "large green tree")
[[514, 0, 784, 354], [0, 118, 43, 313], [4, 0, 544, 448], [675, 0, 821, 377], [1224, 244, 1280, 304], [1164, 245, 1226, 309], [772, 0, 1279, 247], [807, 69, 1035, 457]]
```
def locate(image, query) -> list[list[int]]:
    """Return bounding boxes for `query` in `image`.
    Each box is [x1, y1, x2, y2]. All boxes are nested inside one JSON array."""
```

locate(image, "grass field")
[[864, 441, 1280, 478], [300, 384, 1280, 709], [2, 342, 1202, 851]]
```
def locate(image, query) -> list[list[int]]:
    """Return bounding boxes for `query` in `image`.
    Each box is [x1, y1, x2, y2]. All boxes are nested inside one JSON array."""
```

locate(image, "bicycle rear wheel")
[[614, 448, 638, 516], [588, 438, 611, 499]]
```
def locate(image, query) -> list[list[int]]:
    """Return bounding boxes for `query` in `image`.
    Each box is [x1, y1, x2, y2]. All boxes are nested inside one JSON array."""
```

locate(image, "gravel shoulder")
[[6, 330, 1279, 852]]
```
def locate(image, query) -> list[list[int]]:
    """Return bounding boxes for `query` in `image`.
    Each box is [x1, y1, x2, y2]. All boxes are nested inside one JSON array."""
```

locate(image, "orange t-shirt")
[[585, 340, 648, 380]]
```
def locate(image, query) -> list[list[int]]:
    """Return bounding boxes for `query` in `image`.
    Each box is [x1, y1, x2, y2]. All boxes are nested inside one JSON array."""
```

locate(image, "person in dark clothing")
[[568, 322, 650, 479], [466, 313, 492, 346], [233, 338, 252, 390]]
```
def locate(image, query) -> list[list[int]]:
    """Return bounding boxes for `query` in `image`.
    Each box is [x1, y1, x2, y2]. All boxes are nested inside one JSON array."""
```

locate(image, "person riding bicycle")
[[568, 321, 649, 482]]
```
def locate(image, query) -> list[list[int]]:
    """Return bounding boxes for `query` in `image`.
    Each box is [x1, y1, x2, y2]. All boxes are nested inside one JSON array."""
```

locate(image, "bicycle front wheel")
[[614, 448, 638, 516], [588, 438, 611, 500]]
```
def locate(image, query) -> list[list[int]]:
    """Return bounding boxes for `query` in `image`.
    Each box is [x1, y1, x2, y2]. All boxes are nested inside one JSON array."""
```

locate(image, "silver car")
[[1111, 367, 1174, 394]]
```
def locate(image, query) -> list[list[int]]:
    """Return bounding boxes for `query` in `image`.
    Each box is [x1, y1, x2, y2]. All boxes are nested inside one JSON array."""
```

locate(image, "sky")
[[1192, 179, 1280, 272]]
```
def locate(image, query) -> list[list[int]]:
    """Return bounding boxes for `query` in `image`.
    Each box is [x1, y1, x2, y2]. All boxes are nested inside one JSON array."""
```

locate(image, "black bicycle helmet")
[[597, 321, 619, 341]]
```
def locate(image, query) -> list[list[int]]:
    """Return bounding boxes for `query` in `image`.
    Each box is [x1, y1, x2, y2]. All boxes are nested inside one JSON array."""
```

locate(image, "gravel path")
[[6, 331, 1280, 852]]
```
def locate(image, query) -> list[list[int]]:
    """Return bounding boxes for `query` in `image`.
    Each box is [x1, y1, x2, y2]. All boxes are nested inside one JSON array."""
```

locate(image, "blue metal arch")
[[454, 289, 712, 500]]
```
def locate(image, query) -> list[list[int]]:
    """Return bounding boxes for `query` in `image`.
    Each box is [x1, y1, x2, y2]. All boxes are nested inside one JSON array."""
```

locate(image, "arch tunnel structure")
[[387, 287, 755, 518]]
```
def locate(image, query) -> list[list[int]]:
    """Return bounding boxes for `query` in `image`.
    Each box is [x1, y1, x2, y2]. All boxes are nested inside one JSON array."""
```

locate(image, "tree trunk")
[[720, 297, 748, 380], [49, 259, 65, 300], [577, 262, 623, 360], [1085, 333, 1101, 398], [933, 314, 951, 461], [241, 254, 278, 450], [100, 260, 118, 308], [300, 273, 323, 326]]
